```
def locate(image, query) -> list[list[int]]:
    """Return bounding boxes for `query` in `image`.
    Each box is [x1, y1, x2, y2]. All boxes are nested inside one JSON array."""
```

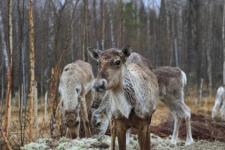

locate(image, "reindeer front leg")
[[138, 123, 150, 150], [137, 117, 152, 150], [80, 97, 92, 137], [116, 119, 127, 150], [110, 118, 116, 150]]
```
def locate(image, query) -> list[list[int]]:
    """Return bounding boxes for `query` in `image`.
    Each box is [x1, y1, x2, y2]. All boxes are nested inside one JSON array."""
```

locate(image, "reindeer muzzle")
[[93, 79, 107, 92]]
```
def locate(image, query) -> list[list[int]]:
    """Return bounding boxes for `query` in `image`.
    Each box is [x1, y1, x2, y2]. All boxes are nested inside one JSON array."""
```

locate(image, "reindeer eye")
[[76, 88, 80, 93], [114, 60, 121, 66], [96, 122, 101, 127], [64, 67, 69, 71], [75, 121, 80, 127]]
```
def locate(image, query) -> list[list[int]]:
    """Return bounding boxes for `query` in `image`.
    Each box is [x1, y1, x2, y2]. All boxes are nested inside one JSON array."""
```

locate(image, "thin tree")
[[3, 0, 13, 138], [0, 2, 7, 118], [206, 3, 212, 96], [17, 0, 27, 145], [223, 0, 225, 85], [28, 0, 36, 141], [83, 0, 89, 60], [0, 7, 8, 69], [107, 1, 115, 48], [100, 0, 105, 50]]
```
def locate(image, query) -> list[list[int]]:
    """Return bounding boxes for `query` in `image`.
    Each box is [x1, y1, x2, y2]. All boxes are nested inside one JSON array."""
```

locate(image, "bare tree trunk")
[[198, 78, 204, 105], [207, 3, 212, 95], [82, 0, 89, 61], [3, 0, 13, 138], [44, 91, 48, 122], [34, 81, 38, 128], [0, 7, 8, 69], [0, 92, 2, 127], [174, 38, 179, 67], [28, 0, 36, 141], [146, 8, 151, 55], [136, 4, 141, 50], [93, 0, 99, 48], [223, 1, 225, 85], [70, 0, 80, 61], [0, 66, 2, 126], [1, 69, 4, 103], [118, 0, 123, 48], [101, 0, 105, 50], [49, 66, 61, 137], [0, 6, 6, 126], [107, 1, 115, 48]]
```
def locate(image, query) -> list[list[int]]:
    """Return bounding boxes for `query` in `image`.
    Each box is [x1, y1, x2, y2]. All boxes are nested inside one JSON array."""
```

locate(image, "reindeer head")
[[64, 104, 81, 138], [91, 108, 110, 135], [89, 48, 131, 92]]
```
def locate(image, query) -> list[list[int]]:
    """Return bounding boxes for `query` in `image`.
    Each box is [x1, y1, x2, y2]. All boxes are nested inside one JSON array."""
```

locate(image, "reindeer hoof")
[[170, 139, 177, 145], [185, 138, 194, 145]]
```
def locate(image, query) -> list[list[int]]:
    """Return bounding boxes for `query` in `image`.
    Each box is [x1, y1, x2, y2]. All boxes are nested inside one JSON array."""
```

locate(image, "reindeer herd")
[[55, 47, 196, 150]]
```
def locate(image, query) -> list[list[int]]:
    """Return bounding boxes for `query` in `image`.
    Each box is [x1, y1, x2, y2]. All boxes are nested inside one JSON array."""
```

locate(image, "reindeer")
[[153, 66, 193, 145], [91, 91, 111, 135], [212, 86, 225, 121], [91, 52, 194, 146], [89, 48, 159, 150], [58, 60, 94, 138]]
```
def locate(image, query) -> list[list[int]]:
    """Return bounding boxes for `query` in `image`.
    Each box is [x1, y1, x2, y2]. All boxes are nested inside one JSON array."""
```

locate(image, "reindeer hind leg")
[[183, 104, 193, 145], [171, 112, 181, 145]]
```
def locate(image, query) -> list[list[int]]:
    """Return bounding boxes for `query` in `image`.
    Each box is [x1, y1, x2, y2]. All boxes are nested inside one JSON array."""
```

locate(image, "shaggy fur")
[[153, 66, 193, 145], [212, 86, 225, 121], [91, 52, 194, 146], [89, 48, 159, 150], [58, 60, 94, 138]]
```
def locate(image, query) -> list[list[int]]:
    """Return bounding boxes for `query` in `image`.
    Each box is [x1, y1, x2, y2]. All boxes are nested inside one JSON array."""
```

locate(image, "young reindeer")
[[212, 86, 225, 121], [58, 60, 94, 138], [92, 52, 194, 146], [89, 48, 159, 150]]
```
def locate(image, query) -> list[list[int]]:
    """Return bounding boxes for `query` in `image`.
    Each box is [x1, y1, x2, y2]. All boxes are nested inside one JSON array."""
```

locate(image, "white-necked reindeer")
[[58, 60, 94, 138], [212, 86, 225, 121], [91, 51, 194, 147], [89, 48, 159, 150]]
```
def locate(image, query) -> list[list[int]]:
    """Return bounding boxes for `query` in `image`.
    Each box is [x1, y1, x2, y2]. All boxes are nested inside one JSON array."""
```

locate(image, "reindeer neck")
[[109, 65, 134, 119]]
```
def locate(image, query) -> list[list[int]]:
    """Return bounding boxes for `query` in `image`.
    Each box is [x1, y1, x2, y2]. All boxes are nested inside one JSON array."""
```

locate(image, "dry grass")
[[0, 94, 219, 149]]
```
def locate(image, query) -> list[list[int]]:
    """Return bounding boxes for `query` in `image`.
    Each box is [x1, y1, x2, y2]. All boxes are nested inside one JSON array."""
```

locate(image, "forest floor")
[[1, 95, 225, 150]]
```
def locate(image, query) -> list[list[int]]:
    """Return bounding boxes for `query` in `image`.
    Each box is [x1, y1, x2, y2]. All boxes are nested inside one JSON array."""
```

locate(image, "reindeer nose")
[[94, 79, 107, 92], [65, 109, 77, 127]]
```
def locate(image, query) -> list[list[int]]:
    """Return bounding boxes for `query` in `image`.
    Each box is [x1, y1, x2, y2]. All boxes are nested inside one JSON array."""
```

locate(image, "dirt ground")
[[21, 134, 225, 150], [2, 96, 225, 149]]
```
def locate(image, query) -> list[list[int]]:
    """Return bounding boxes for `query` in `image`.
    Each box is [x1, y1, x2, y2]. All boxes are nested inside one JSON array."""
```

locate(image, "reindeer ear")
[[122, 46, 131, 58], [88, 48, 102, 60]]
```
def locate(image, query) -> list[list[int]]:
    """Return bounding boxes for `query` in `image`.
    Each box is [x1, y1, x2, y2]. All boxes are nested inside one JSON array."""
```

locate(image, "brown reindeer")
[[58, 60, 94, 138], [91, 52, 193, 146], [89, 48, 159, 150]]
